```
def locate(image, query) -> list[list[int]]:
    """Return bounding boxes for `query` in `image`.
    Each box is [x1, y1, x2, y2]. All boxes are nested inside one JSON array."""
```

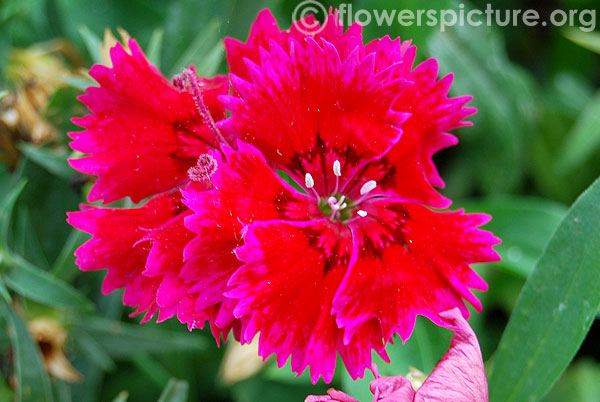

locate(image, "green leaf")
[[62, 75, 95, 91], [53, 380, 73, 402], [263, 360, 310, 385], [146, 28, 164, 69], [0, 377, 14, 402], [0, 89, 7, 100], [231, 375, 326, 402], [549, 73, 593, 118], [459, 197, 567, 277], [168, 19, 220, 77], [488, 177, 600, 402], [71, 329, 116, 371], [78, 26, 103, 65], [111, 391, 129, 402], [0, 179, 26, 251], [51, 228, 87, 281], [3, 254, 94, 311], [543, 360, 600, 402], [132, 353, 171, 389], [193, 42, 223, 78], [0, 278, 11, 303], [15, 160, 80, 265], [276, 170, 306, 194], [18, 143, 72, 180], [72, 316, 207, 358], [563, 28, 600, 54], [157, 379, 188, 402], [555, 90, 600, 174], [428, 19, 535, 196], [0, 302, 54, 402]]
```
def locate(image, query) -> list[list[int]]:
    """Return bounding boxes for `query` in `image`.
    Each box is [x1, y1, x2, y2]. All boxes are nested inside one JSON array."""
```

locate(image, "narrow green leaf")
[[276, 170, 306, 194], [157, 379, 188, 402], [263, 360, 310, 384], [0, 90, 7, 100], [0, 302, 54, 402], [18, 143, 72, 179], [428, 21, 535, 195], [51, 228, 87, 281], [72, 317, 206, 358], [0, 164, 11, 201], [544, 360, 600, 402], [0, 278, 11, 302], [53, 380, 72, 402], [459, 197, 567, 277], [193, 42, 223, 77], [0, 378, 14, 402], [61, 75, 95, 91], [550, 72, 593, 118], [146, 29, 164, 69], [563, 28, 600, 54], [555, 91, 600, 174], [78, 26, 103, 65], [111, 391, 129, 402], [3, 254, 93, 311], [132, 353, 171, 389], [0, 179, 26, 251], [488, 177, 600, 402], [168, 19, 219, 77], [71, 329, 116, 371]]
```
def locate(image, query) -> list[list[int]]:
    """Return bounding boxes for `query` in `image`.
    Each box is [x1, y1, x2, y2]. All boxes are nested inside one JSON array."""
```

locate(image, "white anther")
[[360, 180, 377, 196], [333, 160, 341, 177], [305, 173, 315, 189], [357, 210, 368, 217]]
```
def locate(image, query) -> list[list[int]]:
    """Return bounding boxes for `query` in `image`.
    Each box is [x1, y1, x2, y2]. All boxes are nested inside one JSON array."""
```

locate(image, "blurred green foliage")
[[0, 0, 599, 401]]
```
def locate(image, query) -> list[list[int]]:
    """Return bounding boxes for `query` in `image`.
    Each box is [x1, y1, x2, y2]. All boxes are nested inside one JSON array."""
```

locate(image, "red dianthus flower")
[[68, 9, 500, 383]]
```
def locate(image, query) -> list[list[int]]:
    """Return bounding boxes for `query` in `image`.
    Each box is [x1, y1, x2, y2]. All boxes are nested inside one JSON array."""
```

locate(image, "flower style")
[[304, 308, 489, 402], [67, 9, 501, 383]]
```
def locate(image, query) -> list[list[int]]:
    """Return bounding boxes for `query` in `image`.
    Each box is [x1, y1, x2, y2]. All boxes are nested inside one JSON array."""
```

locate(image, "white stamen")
[[357, 210, 368, 217], [328, 195, 347, 220], [328, 195, 346, 211], [305, 173, 315, 189], [333, 160, 341, 177], [360, 180, 377, 196]]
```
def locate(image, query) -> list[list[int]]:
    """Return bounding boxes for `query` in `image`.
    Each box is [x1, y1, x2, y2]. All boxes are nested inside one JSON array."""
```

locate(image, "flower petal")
[[220, 29, 411, 194], [354, 39, 476, 207], [414, 308, 488, 402], [225, 9, 362, 81], [370, 376, 416, 401], [67, 190, 186, 321], [305, 388, 360, 402], [70, 39, 228, 204], [230, 220, 387, 383], [180, 142, 316, 339], [333, 200, 500, 343]]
